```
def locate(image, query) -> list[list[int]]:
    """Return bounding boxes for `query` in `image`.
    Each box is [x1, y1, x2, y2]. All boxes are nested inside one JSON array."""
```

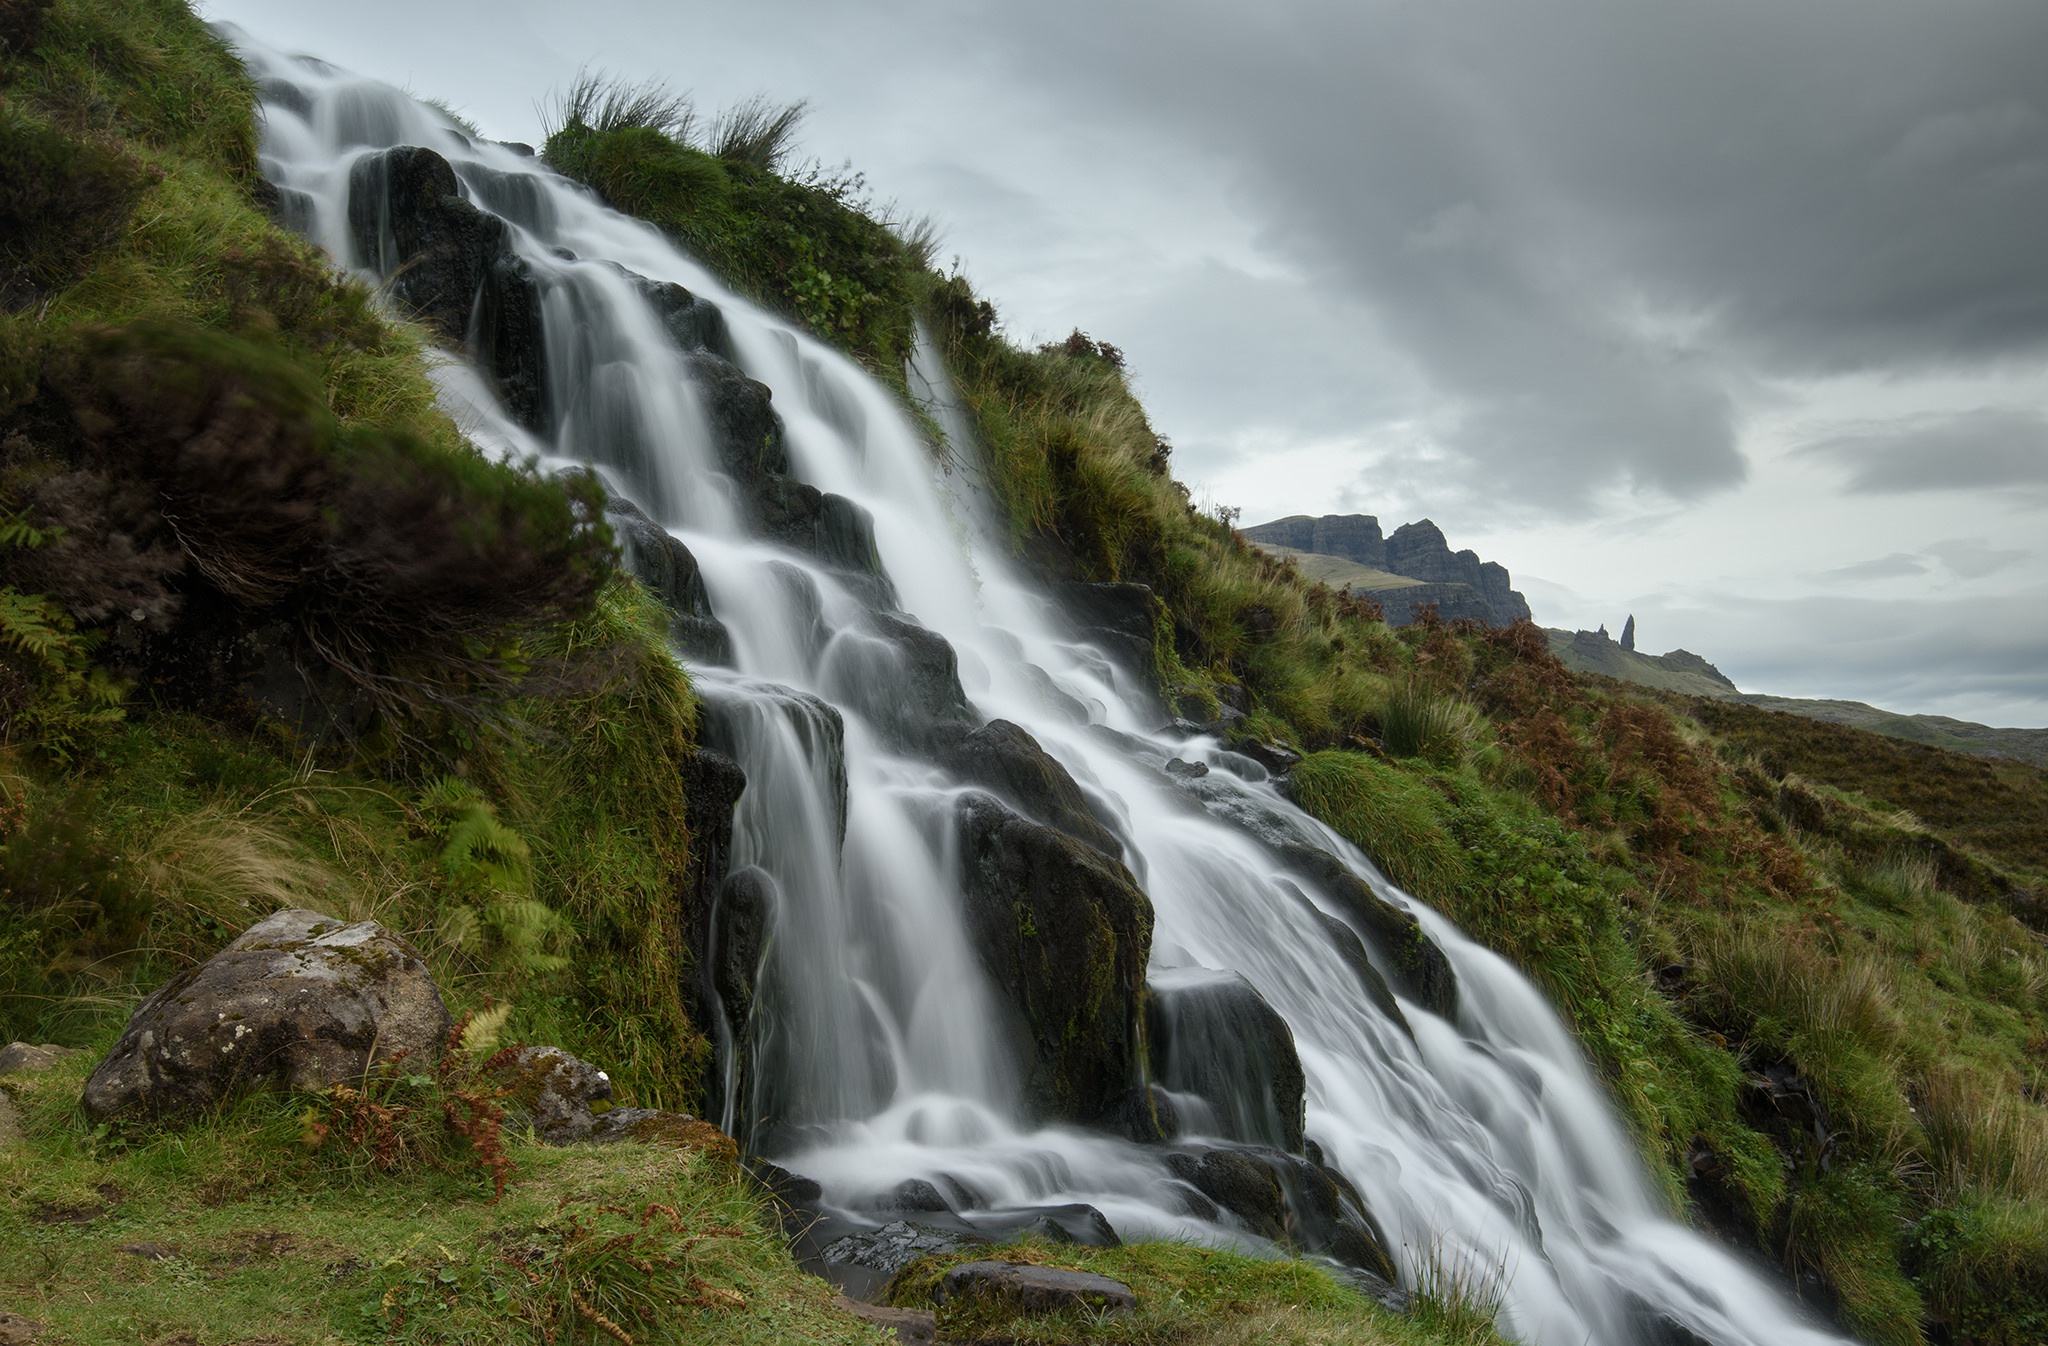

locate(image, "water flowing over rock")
[[1147, 968, 1306, 1152], [237, 39, 1855, 1346], [955, 791, 1152, 1124], [81, 908, 450, 1121]]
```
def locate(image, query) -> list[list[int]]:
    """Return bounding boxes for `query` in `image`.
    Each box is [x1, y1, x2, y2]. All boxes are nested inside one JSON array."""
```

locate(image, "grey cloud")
[[1641, 588, 2048, 724], [967, 0, 2048, 509], [1929, 537, 2031, 578], [1820, 553, 1929, 582], [1797, 408, 2048, 493]]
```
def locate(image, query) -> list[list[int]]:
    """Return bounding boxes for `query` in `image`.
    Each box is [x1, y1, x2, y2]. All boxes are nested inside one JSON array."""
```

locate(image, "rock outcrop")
[[954, 791, 1153, 1125], [1147, 969, 1305, 1153], [347, 146, 545, 428], [932, 1261, 1137, 1316], [1242, 513, 1532, 629], [81, 909, 451, 1121], [1164, 1142, 1396, 1283]]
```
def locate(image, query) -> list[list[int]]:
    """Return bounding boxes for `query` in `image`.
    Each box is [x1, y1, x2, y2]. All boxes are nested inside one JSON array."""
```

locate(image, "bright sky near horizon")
[[203, 0, 2048, 727]]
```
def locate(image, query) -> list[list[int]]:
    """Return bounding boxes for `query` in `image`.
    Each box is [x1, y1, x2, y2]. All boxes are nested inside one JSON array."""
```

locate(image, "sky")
[[202, 0, 2048, 726]]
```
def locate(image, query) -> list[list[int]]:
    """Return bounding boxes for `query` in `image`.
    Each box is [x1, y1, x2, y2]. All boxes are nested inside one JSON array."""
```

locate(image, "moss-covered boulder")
[[953, 791, 1152, 1124], [81, 908, 450, 1122]]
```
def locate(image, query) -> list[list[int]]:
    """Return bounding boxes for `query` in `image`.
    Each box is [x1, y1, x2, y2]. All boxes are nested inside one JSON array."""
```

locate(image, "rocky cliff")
[[1242, 514, 1532, 628]]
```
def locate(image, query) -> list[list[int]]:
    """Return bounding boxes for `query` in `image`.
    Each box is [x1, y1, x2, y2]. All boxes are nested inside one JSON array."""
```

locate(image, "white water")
[[234, 32, 1850, 1346]]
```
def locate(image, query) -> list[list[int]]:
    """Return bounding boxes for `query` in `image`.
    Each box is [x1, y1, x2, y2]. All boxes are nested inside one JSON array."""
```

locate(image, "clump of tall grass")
[[142, 807, 349, 928], [1408, 1234, 1511, 1345], [705, 92, 807, 170], [1918, 1064, 2048, 1202], [1698, 918, 1919, 1160], [546, 69, 697, 139], [1378, 681, 1481, 763]]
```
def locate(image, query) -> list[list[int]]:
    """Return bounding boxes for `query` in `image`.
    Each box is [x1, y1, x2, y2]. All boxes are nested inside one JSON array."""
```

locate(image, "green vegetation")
[[541, 75, 933, 380], [0, 0, 707, 1110], [0, 1048, 879, 1345], [884, 1237, 1505, 1346]]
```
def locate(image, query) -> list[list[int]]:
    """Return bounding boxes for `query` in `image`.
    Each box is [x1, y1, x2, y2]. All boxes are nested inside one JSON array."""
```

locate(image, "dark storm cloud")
[[1796, 408, 2048, 493], [969, 0, 2048, 508]]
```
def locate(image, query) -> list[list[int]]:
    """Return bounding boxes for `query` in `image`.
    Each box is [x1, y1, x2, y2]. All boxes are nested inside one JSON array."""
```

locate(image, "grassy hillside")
[[1730, 695, 2048, 770]]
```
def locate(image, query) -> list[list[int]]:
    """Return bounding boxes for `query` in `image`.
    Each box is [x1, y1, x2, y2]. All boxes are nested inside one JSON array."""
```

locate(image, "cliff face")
[[1242, 514, 1532, 628]]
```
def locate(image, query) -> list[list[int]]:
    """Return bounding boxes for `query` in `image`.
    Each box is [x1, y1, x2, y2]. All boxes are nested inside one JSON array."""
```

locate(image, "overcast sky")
[[204, 0, 2048, 726]]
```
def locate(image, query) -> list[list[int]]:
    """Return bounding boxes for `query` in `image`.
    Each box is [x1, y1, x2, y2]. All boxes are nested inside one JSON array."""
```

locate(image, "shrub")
[[0, 99, 153, 308], [12, 319, 614, 741]]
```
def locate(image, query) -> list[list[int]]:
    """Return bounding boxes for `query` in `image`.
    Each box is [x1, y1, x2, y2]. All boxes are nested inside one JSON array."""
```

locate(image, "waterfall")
[[232, 31, 1851, 1346]]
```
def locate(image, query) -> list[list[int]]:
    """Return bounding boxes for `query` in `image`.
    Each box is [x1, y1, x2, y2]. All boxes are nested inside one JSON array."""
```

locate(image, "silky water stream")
[[233, 32, 1851, 1346]]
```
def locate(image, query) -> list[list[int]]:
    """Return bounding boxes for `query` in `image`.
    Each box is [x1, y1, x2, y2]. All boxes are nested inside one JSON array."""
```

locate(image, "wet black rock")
[[1263, 826, 1458, 1019], [954, 792, 1153, 1125], [1110, 1083, 1185, 1143], [1166, 1144, 1397, 1284], [345, 146, 546, 428], [1148, 969, 1306, 1153], [932, 1261, 1137, 1316], [696, 862, 776, 1147], [1230, 736, 1303, 775], [866, 1178, 953, 1215], [823, 1221, 990, 1277], [1055, 581, 1159, 683], [1168, 1147, 1287, 1240], [973, 1203, 1121, 1249], [1305, 901, 1411, 1036], [929, 718, 1123, 861], [634, 275, 734, 360], [602, 495, 731, 663]]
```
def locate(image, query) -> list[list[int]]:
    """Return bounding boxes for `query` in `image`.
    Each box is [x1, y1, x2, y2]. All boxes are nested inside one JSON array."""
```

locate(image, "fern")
[[0, 587, 126, 761], [420, 777, 571, 985]]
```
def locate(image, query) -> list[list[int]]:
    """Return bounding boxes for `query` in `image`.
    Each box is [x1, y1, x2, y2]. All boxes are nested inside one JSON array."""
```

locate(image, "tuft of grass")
[[1377, 681, 1481, 764], [705, 92, 807, 170]]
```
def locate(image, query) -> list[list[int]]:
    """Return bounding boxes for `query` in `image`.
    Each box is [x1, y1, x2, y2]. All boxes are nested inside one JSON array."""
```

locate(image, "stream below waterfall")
[[232, 30, 1853, 1346]]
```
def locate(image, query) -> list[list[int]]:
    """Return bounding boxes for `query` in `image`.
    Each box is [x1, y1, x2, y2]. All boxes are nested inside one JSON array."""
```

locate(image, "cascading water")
[[234, 30, 1852, 1346]]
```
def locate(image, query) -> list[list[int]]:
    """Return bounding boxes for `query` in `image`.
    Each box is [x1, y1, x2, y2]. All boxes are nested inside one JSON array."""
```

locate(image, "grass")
[[0, 1050, 881, 1345], [542, 86, 927, 380], [884, 1238, 1506, 1346]]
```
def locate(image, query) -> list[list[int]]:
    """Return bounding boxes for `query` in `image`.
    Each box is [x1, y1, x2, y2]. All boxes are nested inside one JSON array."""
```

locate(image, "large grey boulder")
[[81, 909, 451, 1122]]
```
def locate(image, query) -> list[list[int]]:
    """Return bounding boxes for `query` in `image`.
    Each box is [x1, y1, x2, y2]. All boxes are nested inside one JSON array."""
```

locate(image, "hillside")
[[3, 7, 2047, 1346], [1550, 628, 2048, 768], [1545, 625, 1742, 697]]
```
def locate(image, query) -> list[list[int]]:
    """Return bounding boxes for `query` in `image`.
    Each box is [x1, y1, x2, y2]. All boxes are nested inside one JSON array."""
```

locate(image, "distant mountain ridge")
[[1244, 514, 1532, 627], [1548, 625, 2048, 768]]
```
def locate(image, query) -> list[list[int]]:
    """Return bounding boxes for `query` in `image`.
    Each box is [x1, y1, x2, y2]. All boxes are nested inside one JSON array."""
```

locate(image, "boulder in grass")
[[932, 1261, 1136, 1315], [491, 1045, 732, 1155], [80, 908, 451, 1123]]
